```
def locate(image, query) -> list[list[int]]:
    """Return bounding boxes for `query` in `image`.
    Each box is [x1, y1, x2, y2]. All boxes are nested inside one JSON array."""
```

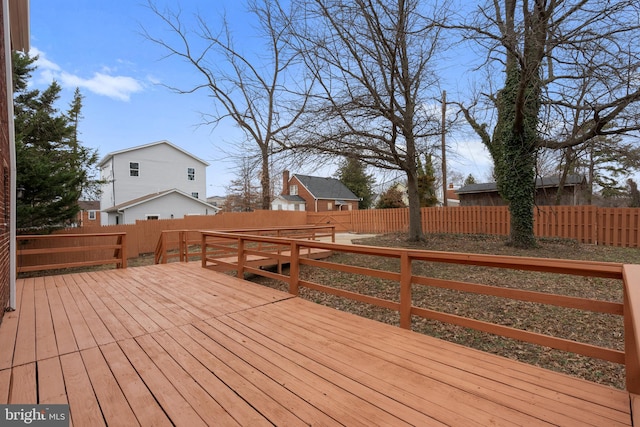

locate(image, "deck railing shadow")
[[201, 230, 640, 404]]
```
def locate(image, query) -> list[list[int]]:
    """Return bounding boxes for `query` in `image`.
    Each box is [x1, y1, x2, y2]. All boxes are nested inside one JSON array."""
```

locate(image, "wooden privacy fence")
[[59, 210, 308, 257], [16, 232, 127, 273], [201, 231, 640, 393], [314, 206, 640, 247]]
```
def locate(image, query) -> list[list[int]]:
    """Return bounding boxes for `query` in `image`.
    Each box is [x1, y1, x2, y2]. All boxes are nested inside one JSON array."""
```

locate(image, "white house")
[[98, 140, 219, 225]]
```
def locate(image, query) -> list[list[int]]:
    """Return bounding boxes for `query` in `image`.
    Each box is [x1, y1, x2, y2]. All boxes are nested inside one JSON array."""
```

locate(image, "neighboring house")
[[76, 200, 101, 226], [206, 195, 226, 209], [99, 140, 219, 225], [456, 175, 587, 206], [103, 189, 220, 224], [443, 183, 461, 207], [1, 0, 29, 319], [272, 170, 359, 212]]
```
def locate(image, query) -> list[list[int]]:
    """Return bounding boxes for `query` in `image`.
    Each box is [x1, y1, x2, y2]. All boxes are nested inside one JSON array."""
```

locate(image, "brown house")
[[76, 200, 101, 226], [456, 175, 587, 207], [271, 171, 360, 212], [1, 0, 29, 323]]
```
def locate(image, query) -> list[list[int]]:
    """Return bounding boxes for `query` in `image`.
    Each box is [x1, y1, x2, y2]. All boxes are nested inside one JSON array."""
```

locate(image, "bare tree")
[[286, 0, 448, 241], [456, 0, 640, 247], [144, 0, 311, 210]]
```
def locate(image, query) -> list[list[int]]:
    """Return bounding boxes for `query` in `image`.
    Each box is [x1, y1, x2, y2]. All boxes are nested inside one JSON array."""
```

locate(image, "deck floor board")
[[1, 263, 632, 426]]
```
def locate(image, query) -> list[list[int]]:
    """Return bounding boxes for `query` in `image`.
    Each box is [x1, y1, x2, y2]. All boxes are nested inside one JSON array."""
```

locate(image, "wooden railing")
[[156, 225, 335, 264], [201, 230, 640, 395], [17, 232, 127, 273]]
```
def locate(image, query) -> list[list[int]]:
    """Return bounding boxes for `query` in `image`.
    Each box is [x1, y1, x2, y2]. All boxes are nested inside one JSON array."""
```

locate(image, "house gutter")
[[5, 0, 15, 310]]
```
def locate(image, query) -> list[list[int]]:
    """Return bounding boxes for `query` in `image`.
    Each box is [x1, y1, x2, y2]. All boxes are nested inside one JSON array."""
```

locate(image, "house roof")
[[273, 194, 306, 203], [78, 200, 100, 211], [9, 0, 30, 52], [456, 175, 586, 195], [104, 189, 220, 213], [98, 140, 209, 168], [293, 174, 359, 201]]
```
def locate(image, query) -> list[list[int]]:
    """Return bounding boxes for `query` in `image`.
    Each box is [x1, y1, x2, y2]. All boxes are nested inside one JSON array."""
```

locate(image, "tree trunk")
[[260, 145, 271, 210], [405, 170, 424, 241]]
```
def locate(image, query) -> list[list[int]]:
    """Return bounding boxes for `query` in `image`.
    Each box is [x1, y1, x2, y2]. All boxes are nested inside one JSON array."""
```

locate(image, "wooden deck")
[[0, 263, 632, 426]]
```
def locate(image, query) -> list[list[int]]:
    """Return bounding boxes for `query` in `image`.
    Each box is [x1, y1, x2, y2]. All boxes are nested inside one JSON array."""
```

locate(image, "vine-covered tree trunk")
[[492, 57, 540, 248]]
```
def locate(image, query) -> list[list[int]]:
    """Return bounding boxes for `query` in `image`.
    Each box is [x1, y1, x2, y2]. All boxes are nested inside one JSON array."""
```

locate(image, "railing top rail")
[[17, 232, 127, 239], [161, 224, 335, 234], [202, 230, 624, 279]]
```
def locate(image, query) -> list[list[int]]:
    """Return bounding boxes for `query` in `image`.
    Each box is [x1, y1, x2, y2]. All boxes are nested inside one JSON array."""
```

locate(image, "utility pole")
[[441, 90, 447, 207]]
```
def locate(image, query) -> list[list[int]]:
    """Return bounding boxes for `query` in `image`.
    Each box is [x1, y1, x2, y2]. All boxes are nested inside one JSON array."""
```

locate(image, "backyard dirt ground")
[[249, 232, 640, 390]]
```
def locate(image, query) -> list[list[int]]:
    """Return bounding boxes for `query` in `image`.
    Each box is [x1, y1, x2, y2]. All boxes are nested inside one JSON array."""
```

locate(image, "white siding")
[[110, 144, 206, 205], [112, 192, 215, 225], [100, 142, 208, 224]]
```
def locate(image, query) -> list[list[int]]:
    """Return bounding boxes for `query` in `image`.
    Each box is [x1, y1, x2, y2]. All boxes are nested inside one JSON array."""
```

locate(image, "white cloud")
[[30, 47, 60, 72], [59, 71, 143, 102], [29, 46, 144, 102]]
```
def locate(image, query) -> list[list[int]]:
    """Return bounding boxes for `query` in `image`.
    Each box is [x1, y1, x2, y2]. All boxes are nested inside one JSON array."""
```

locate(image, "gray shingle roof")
[[456, 175, 585, 195], [293, 174, 359, 200]]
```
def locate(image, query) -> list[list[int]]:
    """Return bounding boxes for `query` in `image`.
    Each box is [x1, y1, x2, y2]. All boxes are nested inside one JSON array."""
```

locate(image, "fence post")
[[289, 241, 300, 296], [399, 252, 412, 329]]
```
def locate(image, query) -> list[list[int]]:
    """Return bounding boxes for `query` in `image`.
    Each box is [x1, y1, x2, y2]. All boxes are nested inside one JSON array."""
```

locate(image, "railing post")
[[162, 232, 168, 264], [237, 237, 245, 279], [290, 241, 299, 295], [399, 252, 412, 329], [119, 233, 128, 268], [179, 231, 186, 262], [201, 233, 207, 268], [624, 265, 640, 394]]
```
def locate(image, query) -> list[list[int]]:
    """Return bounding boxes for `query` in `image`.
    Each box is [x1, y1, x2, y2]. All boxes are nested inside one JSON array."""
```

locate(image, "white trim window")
[[290, 184, 298, 195], [88, 211, 96, 220], [192, 192, 199, 198], [130, 162, 139, 177], [187, 167, 195, 181]]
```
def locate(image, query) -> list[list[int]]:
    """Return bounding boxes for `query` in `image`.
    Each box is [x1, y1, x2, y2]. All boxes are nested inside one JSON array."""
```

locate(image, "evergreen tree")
[[416, 154, 438, 207], [627, 179, 640, 208], [13, 52, 100, 231], [336, 157, 375, 209], [463, 174, 477, 186]]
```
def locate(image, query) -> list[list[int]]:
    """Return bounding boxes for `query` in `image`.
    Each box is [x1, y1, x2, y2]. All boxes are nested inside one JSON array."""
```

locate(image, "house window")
[[145, 214, 159, 220], [88, 211, 96, 220], [327, 202, 332, 210], [290, 184, 298, 195], [187, 167, 195, 181], [294, 204, 300, 211], [191, 192, 199, 198], [130, 162, 139, 177]]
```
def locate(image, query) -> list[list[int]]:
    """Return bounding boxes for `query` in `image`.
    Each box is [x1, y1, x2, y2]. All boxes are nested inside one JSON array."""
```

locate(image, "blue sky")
[[28, 0, 492, 198]]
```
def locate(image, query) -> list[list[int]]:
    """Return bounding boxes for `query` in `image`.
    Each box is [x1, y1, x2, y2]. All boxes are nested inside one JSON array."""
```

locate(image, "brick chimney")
[[282, 170, 290, 195]]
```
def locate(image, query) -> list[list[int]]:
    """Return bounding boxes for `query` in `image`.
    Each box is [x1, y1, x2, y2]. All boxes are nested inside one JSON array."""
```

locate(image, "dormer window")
[[187, 167, 195, 181], [130, 162, 139, 177]]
